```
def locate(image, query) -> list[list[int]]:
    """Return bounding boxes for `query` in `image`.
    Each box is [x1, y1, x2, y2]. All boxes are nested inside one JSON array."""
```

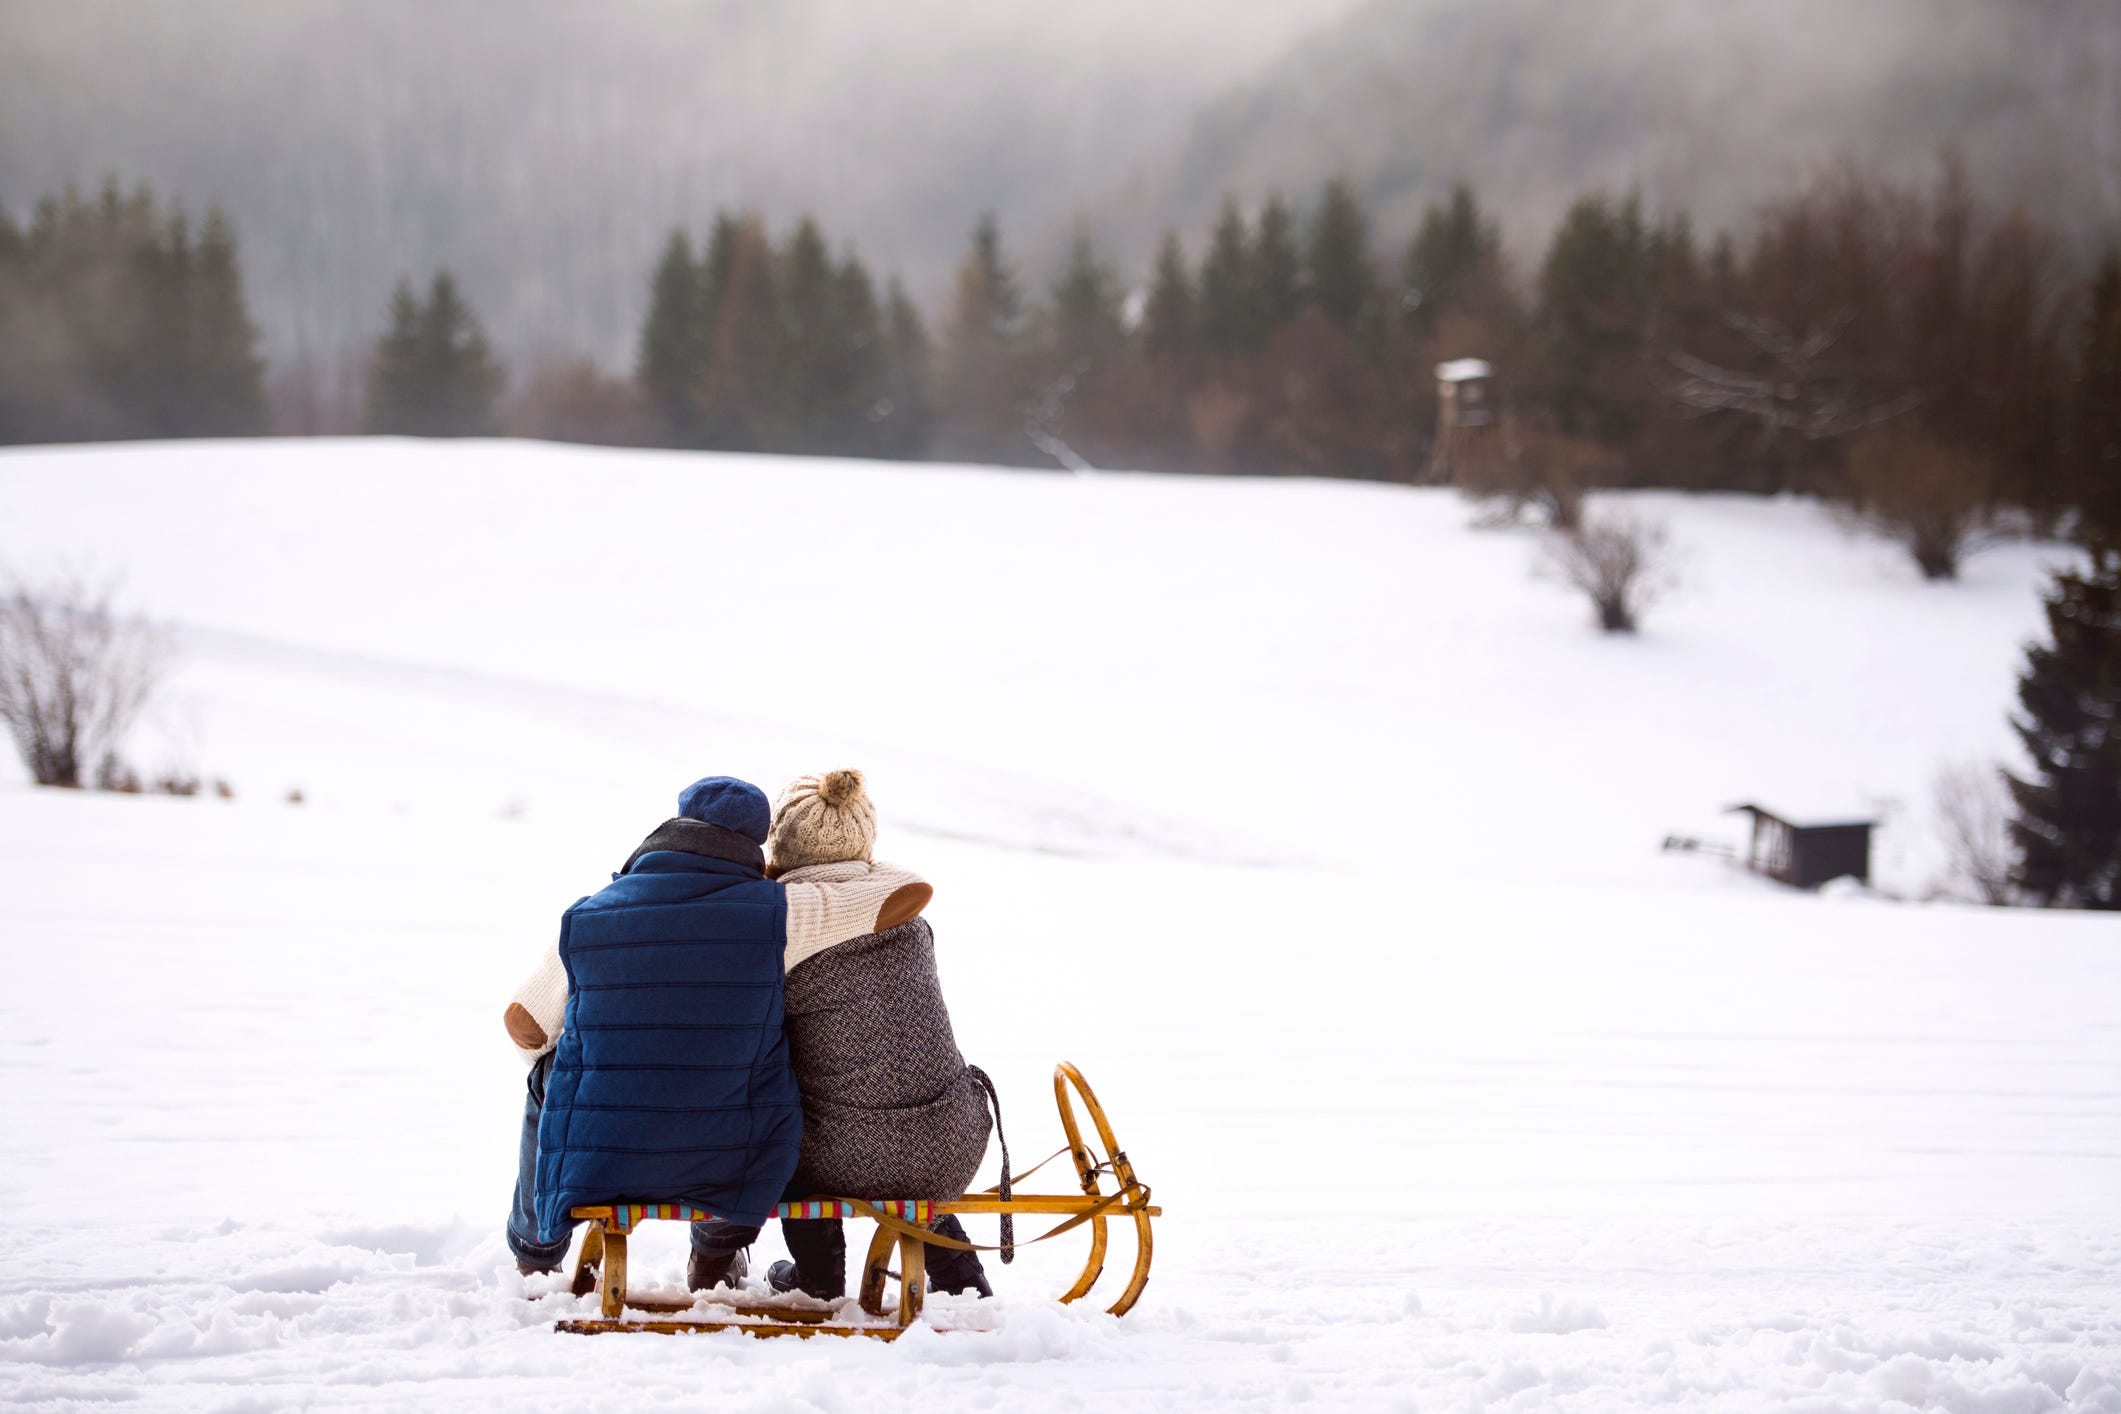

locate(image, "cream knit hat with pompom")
[[767, 768, 878, 873]]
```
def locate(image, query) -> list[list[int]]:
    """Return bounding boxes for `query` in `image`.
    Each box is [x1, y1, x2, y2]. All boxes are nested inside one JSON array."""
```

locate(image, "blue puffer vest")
[[533, 827, 799, 1241]]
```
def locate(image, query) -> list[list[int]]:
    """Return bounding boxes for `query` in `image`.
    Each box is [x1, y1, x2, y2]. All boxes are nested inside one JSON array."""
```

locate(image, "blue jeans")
[[506, 1052, 735, 1266]]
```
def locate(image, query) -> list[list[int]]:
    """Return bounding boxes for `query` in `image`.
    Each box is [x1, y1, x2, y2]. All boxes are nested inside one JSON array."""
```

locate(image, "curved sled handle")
[[1052, 1061, 1155, 1316]]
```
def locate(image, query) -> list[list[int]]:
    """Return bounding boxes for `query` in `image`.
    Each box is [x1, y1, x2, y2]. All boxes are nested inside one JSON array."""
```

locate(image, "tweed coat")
[[782, 916, 991, 1202]]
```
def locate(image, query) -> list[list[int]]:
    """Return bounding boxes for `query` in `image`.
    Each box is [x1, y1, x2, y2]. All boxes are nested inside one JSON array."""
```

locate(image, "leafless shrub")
[[0, 571, 168, 788], [1931, 760, 2015, 905], [1538, 514, 1676, 633], [1842, 424, 2010, 580]]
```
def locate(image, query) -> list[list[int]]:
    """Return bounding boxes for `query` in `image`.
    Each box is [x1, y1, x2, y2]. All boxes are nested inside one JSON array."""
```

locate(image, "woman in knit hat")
[[762, 768, 998, 1302]]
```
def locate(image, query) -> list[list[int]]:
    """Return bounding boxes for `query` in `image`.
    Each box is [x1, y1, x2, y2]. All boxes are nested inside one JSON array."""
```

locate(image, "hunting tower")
[[1428, 358, 1497, 483]]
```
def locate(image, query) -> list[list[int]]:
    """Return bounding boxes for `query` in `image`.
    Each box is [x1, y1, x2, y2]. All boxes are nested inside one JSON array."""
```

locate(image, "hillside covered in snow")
[[1, 439, 2115, 1410]]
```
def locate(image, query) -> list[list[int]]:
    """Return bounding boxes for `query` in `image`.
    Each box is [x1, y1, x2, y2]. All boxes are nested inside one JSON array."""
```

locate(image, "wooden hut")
[[1725, 803, 1875, 890]]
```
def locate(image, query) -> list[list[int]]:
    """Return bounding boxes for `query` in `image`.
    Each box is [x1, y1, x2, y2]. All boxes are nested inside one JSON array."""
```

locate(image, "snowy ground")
[[1, 439, 2117, 1411]]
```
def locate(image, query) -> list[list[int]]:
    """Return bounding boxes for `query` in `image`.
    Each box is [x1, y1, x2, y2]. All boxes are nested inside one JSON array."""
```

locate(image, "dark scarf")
[[618, 817, 765, 876]]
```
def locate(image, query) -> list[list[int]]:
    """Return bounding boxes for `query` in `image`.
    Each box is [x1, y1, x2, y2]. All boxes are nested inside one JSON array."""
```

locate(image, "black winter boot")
[[767, 1217, 847, 1300], [923, 1214, 993, 1298], [765, 1259, 843, 1300]]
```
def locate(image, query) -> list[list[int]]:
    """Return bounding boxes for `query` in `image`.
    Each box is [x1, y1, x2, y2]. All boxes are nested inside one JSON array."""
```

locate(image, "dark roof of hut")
[[1724, 802, 1876, 831]]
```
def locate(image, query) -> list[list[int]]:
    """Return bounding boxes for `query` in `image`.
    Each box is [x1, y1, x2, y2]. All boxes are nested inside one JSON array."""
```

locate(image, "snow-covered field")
[[1, 438, 2116, 1411]]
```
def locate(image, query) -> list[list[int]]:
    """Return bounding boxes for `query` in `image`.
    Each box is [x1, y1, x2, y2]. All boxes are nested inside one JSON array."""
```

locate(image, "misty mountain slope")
[[1096, 0, 2121, 273], [0, 0, 1355, 368], [3, 0, 2114, 394]]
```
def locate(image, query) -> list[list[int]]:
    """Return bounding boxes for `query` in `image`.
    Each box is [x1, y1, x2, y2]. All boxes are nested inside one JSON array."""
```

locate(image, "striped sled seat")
[[555, 1063, 1160, 1339]]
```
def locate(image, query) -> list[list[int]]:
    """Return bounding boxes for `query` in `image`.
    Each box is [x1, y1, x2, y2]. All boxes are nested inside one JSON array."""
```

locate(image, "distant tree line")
[[5, 166, 2117, 570], [0, 180, 264, 444], [896, 162, 2117, 579]]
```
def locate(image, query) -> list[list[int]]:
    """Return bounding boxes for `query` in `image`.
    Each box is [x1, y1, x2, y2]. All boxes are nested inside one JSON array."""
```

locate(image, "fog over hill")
[[3, 0, 2115, 377], [1096, 0, 2121, 278]]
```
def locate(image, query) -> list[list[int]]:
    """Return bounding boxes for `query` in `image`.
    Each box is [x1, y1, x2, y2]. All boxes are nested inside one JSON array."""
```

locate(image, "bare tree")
[[1662, 159, 2068, 512], [1667, 310, 1921, 445], [1842, 424, 2009, 579], [1932, 760, 2015, 905], [0, 571, 168, 788], [1538, 513, 1676, 633]]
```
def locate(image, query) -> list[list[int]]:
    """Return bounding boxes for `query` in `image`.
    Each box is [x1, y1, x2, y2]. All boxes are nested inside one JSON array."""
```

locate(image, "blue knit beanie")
[[676, 776, 772, 845]]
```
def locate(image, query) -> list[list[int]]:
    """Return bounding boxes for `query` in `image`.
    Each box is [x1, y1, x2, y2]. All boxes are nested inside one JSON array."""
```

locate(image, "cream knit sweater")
[[502, 861, 932, 1063]]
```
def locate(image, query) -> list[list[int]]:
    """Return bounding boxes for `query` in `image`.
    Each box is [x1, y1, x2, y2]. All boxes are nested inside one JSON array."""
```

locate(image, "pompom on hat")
[[768, 769, 879, 872]]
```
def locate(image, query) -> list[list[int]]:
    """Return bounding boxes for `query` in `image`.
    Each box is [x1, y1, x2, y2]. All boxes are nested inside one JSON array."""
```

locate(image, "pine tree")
[[366, 279, 426, 433], [1253, 194, 1303, 335], [1198, 198, 1256, 354], [695, 214, 739, 371], [135, 205, 193, 435], [955, 213, 1023, 335], [636, 228, 701, 441], [1305, 177, 1372, 330], [2070, 256, 2121, 542], [878, 276, 932, 459], [0, 206, 27, 442], [1142, 231, 1196, 361], [1048, 232, 1123, 369], [1402, 183, 1500, 337], [2008, 546, 2121, 909], [365, 271, 500, 436], [419, 271, 501, 436], [936, 212, 1029, 462], [779, 216, 841, 452], [1535, 191, 1655, 443], [188, 207, 264, 435], [830, 253, 889, 455], [697, 216, 781, 451]]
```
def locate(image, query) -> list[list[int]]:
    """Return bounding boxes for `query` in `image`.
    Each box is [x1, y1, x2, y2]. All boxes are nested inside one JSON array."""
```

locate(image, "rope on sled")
[[985, 1144, 1070, 1190], [965, 1064, 1014, 1263]]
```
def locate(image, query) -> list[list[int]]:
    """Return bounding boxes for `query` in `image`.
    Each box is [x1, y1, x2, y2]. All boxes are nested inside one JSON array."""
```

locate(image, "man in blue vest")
[[502, 775, 931, 1290]]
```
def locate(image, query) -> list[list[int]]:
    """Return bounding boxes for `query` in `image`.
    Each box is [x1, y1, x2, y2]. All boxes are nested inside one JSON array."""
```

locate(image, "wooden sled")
[[555, 1061, 1157, 1338]]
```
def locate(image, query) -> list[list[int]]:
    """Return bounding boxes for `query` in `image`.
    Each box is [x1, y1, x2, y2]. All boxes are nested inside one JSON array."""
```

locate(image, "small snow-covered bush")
[[1538, 513, 1676, 633], [0, 570, 167, 788]]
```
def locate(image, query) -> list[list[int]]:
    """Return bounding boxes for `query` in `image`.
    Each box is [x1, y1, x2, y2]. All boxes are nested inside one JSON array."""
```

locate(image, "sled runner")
[[554, 1062, 1156, 1338]]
